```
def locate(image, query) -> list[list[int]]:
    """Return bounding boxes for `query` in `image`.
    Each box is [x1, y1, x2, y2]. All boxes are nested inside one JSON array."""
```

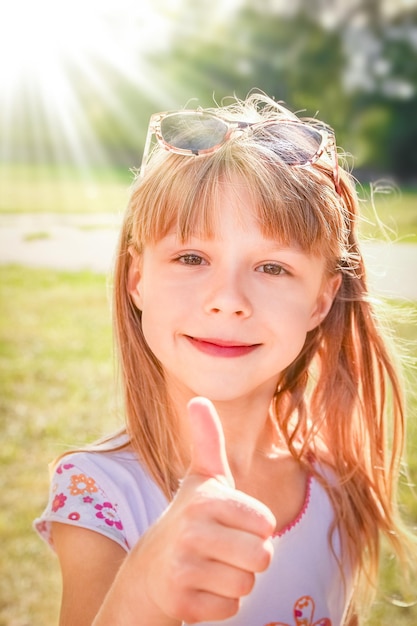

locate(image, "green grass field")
[[0, 164, 132, 214], [0, 267, 118, 626], [0, 265, 416, 625]]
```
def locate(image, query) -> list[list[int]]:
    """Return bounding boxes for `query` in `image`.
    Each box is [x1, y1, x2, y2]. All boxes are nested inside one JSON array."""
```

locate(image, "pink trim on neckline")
[[273, 473, 313, 538]]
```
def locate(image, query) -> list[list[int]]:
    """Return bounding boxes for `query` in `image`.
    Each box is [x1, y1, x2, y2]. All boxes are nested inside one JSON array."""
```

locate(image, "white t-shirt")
[[34, 448, 353, 625]]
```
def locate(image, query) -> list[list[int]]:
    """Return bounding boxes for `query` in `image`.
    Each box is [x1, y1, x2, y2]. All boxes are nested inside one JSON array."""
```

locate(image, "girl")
[[35, 93, 415, 625]]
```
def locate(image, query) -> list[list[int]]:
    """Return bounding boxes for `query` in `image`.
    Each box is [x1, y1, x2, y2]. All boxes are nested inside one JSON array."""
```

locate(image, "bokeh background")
[[1, 0, 417, 624]]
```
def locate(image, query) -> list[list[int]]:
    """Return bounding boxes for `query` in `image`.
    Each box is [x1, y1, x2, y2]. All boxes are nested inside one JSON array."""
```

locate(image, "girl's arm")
[[52, 523, 128, 626]]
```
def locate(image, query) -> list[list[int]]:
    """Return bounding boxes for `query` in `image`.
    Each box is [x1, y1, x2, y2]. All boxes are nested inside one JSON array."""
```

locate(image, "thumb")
[[187, 397, 235, 488]]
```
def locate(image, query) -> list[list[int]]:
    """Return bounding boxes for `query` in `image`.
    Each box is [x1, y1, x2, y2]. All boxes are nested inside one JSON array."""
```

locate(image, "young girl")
[[35, 93, 415, 625]]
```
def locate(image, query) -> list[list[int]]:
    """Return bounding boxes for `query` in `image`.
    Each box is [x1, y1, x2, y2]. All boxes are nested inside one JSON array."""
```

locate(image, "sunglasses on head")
[[140, 110, 341, 195]]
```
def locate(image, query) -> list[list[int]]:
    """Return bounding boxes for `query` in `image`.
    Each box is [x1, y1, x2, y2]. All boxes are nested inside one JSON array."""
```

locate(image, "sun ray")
[[0, 0, 185, 174], [0, 0, 246, 217]]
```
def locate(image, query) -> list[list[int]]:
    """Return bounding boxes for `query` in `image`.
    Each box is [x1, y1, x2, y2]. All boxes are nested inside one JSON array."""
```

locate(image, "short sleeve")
[[34, 458, 129, 552]]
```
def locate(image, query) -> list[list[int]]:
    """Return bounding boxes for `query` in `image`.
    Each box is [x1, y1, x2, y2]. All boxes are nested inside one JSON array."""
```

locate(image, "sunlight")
[[0, 0, 245, 189], [0, 0, 173, 94], [0, 0, 181, 169]]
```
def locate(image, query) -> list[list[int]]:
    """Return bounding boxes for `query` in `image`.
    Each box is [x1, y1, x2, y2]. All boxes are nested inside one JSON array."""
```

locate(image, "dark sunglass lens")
[[256, 124, 323, 165], [160, 113, 228, 152]]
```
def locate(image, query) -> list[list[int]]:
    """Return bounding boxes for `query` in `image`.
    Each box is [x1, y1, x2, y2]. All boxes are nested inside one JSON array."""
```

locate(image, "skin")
[[52, 179, 341, 625]]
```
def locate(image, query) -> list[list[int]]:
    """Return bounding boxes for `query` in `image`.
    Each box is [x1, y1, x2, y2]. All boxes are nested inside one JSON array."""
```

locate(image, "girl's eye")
[[177, 253, 205, 265], [256, 263, 286, 276]]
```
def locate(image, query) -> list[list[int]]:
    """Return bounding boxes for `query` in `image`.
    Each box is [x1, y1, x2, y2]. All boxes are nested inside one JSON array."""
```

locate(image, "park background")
[[1, 0, 417, 624]]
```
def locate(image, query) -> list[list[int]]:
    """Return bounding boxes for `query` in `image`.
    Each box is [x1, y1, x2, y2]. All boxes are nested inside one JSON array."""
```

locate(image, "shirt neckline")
[[272, 472, 313, 538]]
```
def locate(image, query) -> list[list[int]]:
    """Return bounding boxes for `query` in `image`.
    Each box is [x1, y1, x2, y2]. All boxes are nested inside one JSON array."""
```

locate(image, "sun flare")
[[0, 0, 180, 169], [0, 0, 245, 183]]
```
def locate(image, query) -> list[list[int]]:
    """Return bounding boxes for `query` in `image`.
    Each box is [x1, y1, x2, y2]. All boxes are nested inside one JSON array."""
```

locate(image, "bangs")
[[128, 141, 348, 263]]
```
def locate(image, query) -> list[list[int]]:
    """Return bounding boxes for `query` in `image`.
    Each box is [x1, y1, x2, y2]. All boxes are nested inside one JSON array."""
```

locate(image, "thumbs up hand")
[[131, 397, 276, 625], [186, 396, 236, 489]]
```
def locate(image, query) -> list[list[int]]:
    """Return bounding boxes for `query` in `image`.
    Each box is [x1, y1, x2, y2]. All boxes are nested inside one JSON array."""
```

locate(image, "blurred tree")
[[152, 1, 348, 132], [85, 0, 417, 179], [149, 0, 417, 180], [344, 2, 417, 179]]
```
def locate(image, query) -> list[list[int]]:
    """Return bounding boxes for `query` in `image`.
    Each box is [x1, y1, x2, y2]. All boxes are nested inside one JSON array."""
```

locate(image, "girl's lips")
[[185, 336, 260, 358]]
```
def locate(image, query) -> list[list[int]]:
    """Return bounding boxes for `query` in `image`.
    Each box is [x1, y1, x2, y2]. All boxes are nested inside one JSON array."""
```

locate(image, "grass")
[[0, 164, 132, 214], [23, 232, 51, 242], [0, 265, 416, 625], [0, 266, 118, 626], [358, 183, 417, 243]]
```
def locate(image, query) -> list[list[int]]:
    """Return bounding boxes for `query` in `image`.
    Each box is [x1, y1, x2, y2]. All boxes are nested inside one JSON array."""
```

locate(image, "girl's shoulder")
[[51, 444, 159, 494], [33, 445, 169, 552]]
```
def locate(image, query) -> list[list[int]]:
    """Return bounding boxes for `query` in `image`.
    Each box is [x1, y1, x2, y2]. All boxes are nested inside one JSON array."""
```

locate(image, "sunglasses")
[[140, 110, 341, 195]]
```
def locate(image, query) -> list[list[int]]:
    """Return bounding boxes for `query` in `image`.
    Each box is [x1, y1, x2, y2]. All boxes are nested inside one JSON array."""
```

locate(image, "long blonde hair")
[[112, 94, 414, 616]]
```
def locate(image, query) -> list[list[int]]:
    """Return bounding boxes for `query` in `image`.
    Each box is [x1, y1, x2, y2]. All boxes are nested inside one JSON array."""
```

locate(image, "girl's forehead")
[[133, 158, 345, 264]]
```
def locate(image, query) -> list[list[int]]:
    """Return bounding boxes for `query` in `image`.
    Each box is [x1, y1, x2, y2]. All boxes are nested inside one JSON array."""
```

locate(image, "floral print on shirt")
[[44, 461, 127, 548]]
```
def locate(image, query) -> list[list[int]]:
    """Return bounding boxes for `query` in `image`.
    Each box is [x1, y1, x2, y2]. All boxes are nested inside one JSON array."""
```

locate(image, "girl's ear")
[[308, 272, 342, 331], [127, 246, 143, 310]]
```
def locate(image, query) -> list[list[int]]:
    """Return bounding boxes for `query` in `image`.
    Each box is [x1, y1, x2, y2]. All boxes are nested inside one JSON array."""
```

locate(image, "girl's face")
[[128, 179, 340, 406]]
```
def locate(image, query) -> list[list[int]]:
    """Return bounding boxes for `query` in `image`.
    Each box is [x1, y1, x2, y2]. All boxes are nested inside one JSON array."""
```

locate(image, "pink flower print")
[[83, 496, 94, 503], [36, 520, 49, 534], [69, 473, 98, 496], [95, 502, 123, 530], [52, 493, 67, 512], [56, 463, 75, 475], [265, 595, 331, 626], [68, 512, 81, 521]]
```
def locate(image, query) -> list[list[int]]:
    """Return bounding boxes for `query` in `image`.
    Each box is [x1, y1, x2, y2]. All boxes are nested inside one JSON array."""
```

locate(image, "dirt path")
[[1, 213, 416, 300]]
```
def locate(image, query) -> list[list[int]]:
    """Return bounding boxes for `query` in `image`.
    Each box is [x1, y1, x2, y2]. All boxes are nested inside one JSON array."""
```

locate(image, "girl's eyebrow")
[[164, 234, 308, 256]]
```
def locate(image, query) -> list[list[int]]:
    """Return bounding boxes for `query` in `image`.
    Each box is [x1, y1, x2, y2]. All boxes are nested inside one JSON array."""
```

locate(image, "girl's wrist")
[[93, 549, 181, 626]]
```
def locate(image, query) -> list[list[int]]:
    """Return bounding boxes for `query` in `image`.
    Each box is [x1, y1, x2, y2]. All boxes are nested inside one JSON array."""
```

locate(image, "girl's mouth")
[[185, 336, 260, 358]]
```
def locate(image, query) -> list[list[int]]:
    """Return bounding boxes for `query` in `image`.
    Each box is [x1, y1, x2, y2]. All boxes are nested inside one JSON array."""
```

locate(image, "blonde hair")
[[112, 94, 414, 617]]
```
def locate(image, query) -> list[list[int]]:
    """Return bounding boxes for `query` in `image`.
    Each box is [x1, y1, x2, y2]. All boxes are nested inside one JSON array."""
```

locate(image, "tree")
[[150, 0, 417, 179], [151, 1, 348, 132]]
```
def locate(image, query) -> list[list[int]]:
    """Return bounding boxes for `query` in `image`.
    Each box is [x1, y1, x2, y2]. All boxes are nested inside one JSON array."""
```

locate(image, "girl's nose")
[[203, 269, 252, 317]]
